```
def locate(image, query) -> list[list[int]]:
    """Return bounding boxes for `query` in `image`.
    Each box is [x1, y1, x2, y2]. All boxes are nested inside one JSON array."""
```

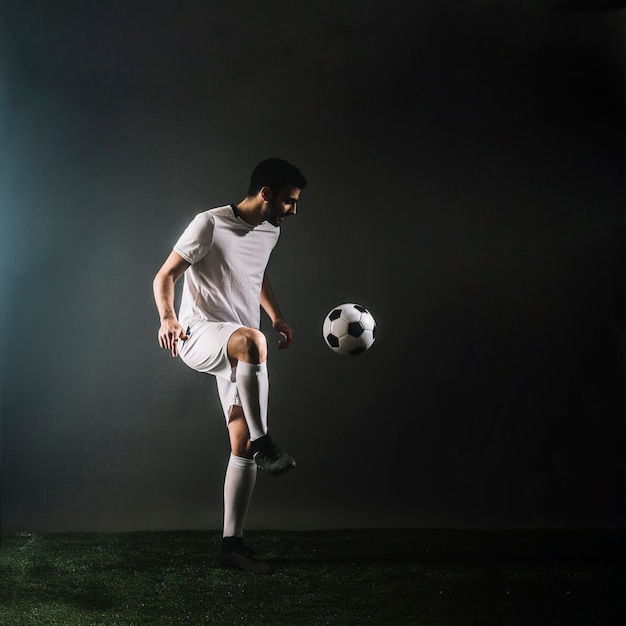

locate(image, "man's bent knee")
[[228, 327, 267, 365]]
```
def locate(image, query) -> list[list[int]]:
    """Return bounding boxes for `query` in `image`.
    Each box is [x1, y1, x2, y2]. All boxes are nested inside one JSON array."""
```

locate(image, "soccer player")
[[152, 158, 306, 574]]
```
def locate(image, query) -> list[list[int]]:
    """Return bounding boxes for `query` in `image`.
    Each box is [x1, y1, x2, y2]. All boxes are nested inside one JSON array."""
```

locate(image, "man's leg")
[[223, 408, 256, 538], [227, 327, 295, 475], [219, 406, 272, 575]]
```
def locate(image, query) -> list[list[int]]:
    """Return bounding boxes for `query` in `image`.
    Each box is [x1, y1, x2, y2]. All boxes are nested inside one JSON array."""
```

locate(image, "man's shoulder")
[[210, 205, 234, 216], [184, 205, 234, 231], [194, 205, 232, 221]]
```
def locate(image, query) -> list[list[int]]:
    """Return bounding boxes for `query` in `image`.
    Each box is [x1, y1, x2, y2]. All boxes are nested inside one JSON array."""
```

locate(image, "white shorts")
[[178, 319, 243, 421]]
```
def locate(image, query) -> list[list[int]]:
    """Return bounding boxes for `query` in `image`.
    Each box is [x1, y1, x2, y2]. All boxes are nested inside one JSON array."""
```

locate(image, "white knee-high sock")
[[223, 454, 258, 538], [235, 361, 269, 442]]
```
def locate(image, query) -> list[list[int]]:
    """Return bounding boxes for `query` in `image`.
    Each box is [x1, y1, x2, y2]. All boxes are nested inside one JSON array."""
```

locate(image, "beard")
[[263, 199, 283, 227]]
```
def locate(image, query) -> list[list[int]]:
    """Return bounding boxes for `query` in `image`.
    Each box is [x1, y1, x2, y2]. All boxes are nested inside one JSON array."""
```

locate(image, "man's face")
[[262, 186, 301, 227]]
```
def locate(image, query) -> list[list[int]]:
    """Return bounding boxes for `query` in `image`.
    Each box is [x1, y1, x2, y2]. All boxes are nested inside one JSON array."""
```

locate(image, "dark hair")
[[247, 158, 307, 197]]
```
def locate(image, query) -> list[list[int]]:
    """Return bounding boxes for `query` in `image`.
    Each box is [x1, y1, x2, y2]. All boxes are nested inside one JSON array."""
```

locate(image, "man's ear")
[[260, 186, 273, 202]]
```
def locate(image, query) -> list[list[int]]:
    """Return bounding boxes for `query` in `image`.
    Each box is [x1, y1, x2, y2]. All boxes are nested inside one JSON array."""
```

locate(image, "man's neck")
[[234, 197, 264, 226]]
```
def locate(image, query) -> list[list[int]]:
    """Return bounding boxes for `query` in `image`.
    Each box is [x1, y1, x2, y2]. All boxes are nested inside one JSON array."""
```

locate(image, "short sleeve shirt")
[[173, 205, 280, 329]]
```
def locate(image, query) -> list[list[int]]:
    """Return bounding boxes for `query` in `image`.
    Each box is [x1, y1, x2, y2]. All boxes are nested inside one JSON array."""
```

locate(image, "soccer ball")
[[322, 303, 376, 356]]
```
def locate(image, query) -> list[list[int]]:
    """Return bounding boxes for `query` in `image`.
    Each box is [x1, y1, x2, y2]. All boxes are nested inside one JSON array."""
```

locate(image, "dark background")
[[1, 0, 624, 532]]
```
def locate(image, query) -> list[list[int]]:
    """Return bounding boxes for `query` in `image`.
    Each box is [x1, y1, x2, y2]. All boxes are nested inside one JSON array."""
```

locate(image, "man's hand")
[[273, 319, 293, 350], [158, 318, 189, 357]]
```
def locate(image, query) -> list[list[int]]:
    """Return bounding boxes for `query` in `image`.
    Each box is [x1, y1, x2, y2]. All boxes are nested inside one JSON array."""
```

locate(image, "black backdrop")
[[1, 0, 624, 531]]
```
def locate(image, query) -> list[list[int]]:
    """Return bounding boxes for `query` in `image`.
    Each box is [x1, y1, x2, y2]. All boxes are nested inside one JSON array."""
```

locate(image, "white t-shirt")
[[173, 205, 280, 329]]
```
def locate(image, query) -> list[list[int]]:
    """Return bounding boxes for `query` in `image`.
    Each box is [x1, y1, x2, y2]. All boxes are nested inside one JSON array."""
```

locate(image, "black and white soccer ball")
[[322, 303, 376, 356]]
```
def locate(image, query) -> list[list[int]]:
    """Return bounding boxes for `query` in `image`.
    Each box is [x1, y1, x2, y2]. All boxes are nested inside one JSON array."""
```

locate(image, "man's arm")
[[260, 272, 293, 350], [153, 250, 191, 357]]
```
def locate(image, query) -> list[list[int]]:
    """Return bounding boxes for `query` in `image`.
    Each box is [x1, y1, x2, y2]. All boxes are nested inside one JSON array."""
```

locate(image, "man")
[[153, 158, 306, 574]]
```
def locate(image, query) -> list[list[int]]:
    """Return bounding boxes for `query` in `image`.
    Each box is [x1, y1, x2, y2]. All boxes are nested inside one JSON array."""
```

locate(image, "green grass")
[[0, 529, 623, 625]]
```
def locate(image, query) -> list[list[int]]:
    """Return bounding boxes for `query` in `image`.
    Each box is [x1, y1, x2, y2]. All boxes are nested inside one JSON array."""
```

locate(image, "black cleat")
[[251, 434, 296, 476], [218, 538, 273, 575]]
